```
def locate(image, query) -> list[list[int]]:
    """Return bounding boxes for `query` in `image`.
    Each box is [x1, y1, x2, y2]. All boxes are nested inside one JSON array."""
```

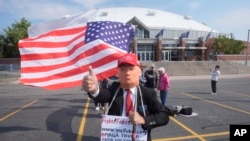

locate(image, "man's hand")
[[128, 111, 145, 125], [82, 66, 98, 94]]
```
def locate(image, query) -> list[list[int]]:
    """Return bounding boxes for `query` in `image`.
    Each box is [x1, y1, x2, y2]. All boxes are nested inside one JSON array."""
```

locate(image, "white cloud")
[[188, 2, 200, 10]]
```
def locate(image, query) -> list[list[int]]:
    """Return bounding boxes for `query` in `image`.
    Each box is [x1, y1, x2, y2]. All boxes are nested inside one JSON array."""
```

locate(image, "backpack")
[[165, 106, 179, 116], [179, 106, 193, 115]]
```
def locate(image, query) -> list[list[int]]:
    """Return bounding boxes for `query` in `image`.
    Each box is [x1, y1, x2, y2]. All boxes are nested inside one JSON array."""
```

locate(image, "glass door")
[[162, 51, 169, 61]]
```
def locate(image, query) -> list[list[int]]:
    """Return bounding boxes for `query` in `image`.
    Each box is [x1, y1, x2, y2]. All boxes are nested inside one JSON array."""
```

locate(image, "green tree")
[[1, 17, 30, 58], [213, 35, 245, 54], [0, 34, 5, 57]]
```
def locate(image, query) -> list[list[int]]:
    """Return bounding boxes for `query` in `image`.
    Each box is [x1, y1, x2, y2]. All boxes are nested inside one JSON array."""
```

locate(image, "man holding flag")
[[82, 53, 169, 141]]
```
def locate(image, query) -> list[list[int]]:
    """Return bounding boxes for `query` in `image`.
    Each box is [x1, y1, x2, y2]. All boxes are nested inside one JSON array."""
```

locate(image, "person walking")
[[82, 53, 169, 141], [157, 67, 170, 106], [210, 65, 221, 94]]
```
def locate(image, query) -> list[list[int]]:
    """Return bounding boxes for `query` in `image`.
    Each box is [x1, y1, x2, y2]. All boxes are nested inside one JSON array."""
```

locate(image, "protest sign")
[[101, 115, 147, 141]]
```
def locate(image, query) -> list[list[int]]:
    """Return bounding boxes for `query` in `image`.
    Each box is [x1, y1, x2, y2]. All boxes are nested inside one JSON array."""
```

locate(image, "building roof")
[[85, 7, 214, 32], [28, 7, 217, 38]]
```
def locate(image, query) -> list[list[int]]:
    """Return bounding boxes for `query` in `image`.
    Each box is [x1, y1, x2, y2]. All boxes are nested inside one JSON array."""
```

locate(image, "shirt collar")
[[124, 87, 137, 95]]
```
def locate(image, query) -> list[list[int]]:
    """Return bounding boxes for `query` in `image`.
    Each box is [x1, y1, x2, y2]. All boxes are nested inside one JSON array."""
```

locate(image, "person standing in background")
[[157, 67, 170, 106], [139, 63, 147, 86], [210, 65, 221, 94], [144, 64, 158, 89]]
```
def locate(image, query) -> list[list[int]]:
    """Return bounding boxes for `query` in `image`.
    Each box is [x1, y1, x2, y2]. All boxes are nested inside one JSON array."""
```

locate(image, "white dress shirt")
[[122, 87, 136, 116]]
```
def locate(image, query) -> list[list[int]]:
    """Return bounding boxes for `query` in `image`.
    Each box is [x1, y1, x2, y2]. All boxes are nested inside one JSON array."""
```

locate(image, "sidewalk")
[[170, 73, 250, 80], [0, 77, 19, 85]]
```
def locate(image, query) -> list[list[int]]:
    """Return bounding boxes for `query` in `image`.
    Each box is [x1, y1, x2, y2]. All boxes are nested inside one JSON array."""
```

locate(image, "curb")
[[170, 74, 250, 80]]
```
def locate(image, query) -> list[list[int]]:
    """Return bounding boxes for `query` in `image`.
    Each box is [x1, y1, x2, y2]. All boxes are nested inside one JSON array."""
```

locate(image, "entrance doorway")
[[137, 51, 154, 61], [162, 50, 169, 61]]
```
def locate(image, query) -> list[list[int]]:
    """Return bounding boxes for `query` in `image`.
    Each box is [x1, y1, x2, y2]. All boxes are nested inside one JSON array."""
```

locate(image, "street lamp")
[[245, 30, 250, 66]]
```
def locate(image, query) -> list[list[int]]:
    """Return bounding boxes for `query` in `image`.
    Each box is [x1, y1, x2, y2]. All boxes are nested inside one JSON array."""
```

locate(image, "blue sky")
[[0, 0, 250, 41]]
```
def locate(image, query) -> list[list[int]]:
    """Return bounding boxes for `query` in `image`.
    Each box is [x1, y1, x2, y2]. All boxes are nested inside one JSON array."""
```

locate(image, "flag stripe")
[[19, 41, 84, 61], [20, 59, 119, 85], [20, 41, 126, 72], [19, 28, 86, 51], [33, 67, 118, 90], [20, 60, 119, 89], [19, 35, 85, 60], [22, 47, 123, 79], [24, 25, 87, 42]]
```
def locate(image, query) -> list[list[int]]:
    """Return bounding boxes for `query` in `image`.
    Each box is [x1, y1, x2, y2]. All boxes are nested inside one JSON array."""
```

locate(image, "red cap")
[[118, 53, 140, 67]]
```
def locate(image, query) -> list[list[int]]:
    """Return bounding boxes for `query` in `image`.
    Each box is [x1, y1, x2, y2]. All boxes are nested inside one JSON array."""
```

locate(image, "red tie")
[[126, 89, 134, 116]]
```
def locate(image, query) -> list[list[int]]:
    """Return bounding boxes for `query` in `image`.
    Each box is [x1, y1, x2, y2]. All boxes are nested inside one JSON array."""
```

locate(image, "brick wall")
[[0, 58, 20, 64], [217, 55, 250, 60]]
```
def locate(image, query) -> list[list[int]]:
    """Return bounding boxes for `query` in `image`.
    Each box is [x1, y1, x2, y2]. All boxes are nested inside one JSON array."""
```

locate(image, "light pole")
[[245, 30, 250, 66]]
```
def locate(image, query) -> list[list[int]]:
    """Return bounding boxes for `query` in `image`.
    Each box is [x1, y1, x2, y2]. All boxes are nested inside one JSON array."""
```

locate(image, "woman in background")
[[157, 67, 170, 106]]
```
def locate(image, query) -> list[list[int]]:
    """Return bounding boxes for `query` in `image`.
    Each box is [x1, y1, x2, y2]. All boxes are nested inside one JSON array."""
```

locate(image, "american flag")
[[155, 28, 164, 38], [180, 30, 190, 38], [18, 21, 134, 90], [206, 29, 213, 41]]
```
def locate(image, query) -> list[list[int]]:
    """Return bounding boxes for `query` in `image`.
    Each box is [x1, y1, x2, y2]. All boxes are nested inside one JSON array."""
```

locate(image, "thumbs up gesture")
[[82, 66, 98, 94]]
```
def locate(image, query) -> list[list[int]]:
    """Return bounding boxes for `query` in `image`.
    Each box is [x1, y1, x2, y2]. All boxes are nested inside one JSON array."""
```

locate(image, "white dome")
[[28, 7, 217, 38], [87, 7, 213, 32]]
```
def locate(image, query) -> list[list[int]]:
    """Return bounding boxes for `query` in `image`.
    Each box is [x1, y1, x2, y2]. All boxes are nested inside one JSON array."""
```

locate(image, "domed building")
[[87, 7, 224, 61], [75, 7, 228, 61]]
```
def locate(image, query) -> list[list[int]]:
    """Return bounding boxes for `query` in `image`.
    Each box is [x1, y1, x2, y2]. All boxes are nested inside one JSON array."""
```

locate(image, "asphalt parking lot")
[[0, 74, 249, 141]]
